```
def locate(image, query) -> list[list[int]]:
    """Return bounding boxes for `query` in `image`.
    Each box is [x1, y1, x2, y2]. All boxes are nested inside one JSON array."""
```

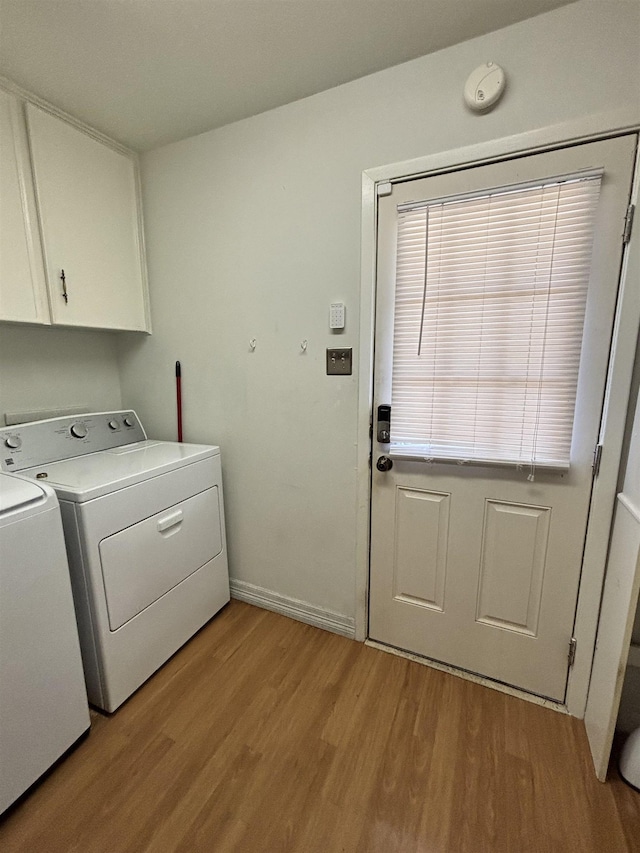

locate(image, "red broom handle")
[[176, 361, 183, 442]]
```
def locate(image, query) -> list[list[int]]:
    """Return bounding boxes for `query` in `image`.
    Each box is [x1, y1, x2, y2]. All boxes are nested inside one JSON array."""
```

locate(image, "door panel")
[[369, 135, 637, 701], [476, 500, 550, 635], [393, 487, 449, 611]]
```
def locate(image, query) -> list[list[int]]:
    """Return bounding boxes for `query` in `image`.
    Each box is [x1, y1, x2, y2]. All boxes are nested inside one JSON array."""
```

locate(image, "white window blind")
[[390, 174, 602, 469]]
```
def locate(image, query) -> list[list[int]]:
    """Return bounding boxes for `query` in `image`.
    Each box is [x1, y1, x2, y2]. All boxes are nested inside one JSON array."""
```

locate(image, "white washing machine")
[[0, 411, 230, 713], [0, 472, 90, 813]]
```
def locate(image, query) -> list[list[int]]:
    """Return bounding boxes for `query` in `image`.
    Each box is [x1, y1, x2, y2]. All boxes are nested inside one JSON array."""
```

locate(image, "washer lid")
[[19, 440, 220, 502], [0, 473, 46, 515]]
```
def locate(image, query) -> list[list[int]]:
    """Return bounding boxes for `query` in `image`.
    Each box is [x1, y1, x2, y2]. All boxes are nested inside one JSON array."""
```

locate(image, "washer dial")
[[70, 423, 88, 439]]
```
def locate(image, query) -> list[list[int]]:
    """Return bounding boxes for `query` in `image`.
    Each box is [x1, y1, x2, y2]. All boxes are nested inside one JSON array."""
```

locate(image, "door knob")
[[376, 455, 393, 472]]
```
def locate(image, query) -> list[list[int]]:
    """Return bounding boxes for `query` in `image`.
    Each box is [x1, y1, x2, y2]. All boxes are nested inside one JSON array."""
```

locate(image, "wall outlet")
[[326, 348, 352, 375]]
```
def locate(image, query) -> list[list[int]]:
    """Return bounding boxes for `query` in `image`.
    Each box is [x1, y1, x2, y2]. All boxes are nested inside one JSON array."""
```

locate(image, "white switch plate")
[[330, 302, 345, 329]]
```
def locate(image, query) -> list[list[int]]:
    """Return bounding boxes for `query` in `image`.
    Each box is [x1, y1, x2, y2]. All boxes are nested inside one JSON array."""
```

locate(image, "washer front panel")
[[100, 485, 222, 630], [59, 453, 230, 711]]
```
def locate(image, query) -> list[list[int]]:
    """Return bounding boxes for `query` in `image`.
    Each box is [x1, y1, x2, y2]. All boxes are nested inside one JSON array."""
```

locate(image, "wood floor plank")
[[1, 600, 639, 852]]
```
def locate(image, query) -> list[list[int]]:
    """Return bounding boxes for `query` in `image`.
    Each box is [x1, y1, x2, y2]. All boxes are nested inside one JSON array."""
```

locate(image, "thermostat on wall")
[[464, 62, 506, 112]]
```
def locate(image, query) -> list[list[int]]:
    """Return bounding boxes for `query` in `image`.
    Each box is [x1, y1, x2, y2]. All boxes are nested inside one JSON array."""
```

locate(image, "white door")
[[369, 136, 637, 702], [585, 495, 640, 779]]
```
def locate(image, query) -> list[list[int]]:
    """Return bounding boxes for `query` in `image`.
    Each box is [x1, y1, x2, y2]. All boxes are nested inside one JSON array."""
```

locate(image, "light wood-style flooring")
[[1, 600, 639, 852]]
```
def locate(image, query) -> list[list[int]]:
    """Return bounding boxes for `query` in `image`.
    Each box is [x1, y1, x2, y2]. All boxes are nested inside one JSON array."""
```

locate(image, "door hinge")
[[568, 637, 577, 668], [592, 443, 603, 478], [623, 204, 635, 244]]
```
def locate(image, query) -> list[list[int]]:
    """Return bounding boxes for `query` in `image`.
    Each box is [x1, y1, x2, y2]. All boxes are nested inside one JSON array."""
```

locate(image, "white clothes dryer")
[[0, 472, 89, 813], [0, 411, 230, 713]]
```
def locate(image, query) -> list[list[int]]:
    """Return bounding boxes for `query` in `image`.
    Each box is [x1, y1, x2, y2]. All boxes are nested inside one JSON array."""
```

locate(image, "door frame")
[[355, 107, 640, 718]]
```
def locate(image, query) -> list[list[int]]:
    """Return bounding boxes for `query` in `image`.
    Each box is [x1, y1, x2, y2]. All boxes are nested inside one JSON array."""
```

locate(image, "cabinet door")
[[26, 104, 149, 331], [0, 91, 49, 324]]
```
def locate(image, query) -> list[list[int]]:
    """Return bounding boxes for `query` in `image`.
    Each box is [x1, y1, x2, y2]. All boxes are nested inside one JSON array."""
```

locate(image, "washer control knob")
[[123, 417, 134, 428], [108, 419, 119, 430], [4, 435, 21, 450], [70, 423, 88, 439]]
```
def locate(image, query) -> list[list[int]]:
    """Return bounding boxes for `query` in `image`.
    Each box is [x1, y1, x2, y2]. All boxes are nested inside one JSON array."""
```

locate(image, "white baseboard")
[[229, 579, 356, 639]]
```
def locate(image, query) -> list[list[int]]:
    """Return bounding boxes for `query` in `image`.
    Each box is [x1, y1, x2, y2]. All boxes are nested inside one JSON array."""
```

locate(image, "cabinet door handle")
[[60, 269, 68, 304]]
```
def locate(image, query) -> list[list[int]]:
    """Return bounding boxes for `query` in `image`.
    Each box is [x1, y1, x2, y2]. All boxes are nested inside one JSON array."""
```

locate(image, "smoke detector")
[[464, 62, 506, 112]]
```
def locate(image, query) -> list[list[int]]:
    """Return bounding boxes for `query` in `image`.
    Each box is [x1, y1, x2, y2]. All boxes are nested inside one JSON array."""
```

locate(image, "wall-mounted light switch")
[[326, 348, 352, 375]]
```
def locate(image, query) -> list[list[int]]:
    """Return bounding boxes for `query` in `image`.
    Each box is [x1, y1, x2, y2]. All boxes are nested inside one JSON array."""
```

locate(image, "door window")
[[391, 174, 602, 470]]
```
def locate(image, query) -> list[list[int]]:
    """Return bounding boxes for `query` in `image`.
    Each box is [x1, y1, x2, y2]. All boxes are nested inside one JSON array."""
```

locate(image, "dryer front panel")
[[99, 485, 222, 630]]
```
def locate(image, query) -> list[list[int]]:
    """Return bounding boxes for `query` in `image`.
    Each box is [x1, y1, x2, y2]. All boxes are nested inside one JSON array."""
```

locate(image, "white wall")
[[118, 0, 640, 621], [0, 325, 122, 421]]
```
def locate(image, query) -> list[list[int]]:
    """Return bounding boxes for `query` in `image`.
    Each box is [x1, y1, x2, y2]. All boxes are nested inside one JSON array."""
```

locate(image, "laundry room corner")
[[115, 0, 640, 634], [3, 0, 640, 844]]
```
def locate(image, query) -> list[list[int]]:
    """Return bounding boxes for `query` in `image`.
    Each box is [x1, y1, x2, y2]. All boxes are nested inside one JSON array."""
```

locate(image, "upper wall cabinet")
[[0, 90, 50, 324], [25, 103, 150, 331]]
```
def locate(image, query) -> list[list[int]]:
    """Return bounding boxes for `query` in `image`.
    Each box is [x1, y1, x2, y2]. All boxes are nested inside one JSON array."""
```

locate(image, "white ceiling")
[[0, 0, 574, 151]]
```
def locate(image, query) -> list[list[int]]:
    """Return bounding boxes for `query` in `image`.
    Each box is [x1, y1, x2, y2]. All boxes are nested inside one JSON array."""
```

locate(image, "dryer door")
[[99, 486, 222, 630]]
